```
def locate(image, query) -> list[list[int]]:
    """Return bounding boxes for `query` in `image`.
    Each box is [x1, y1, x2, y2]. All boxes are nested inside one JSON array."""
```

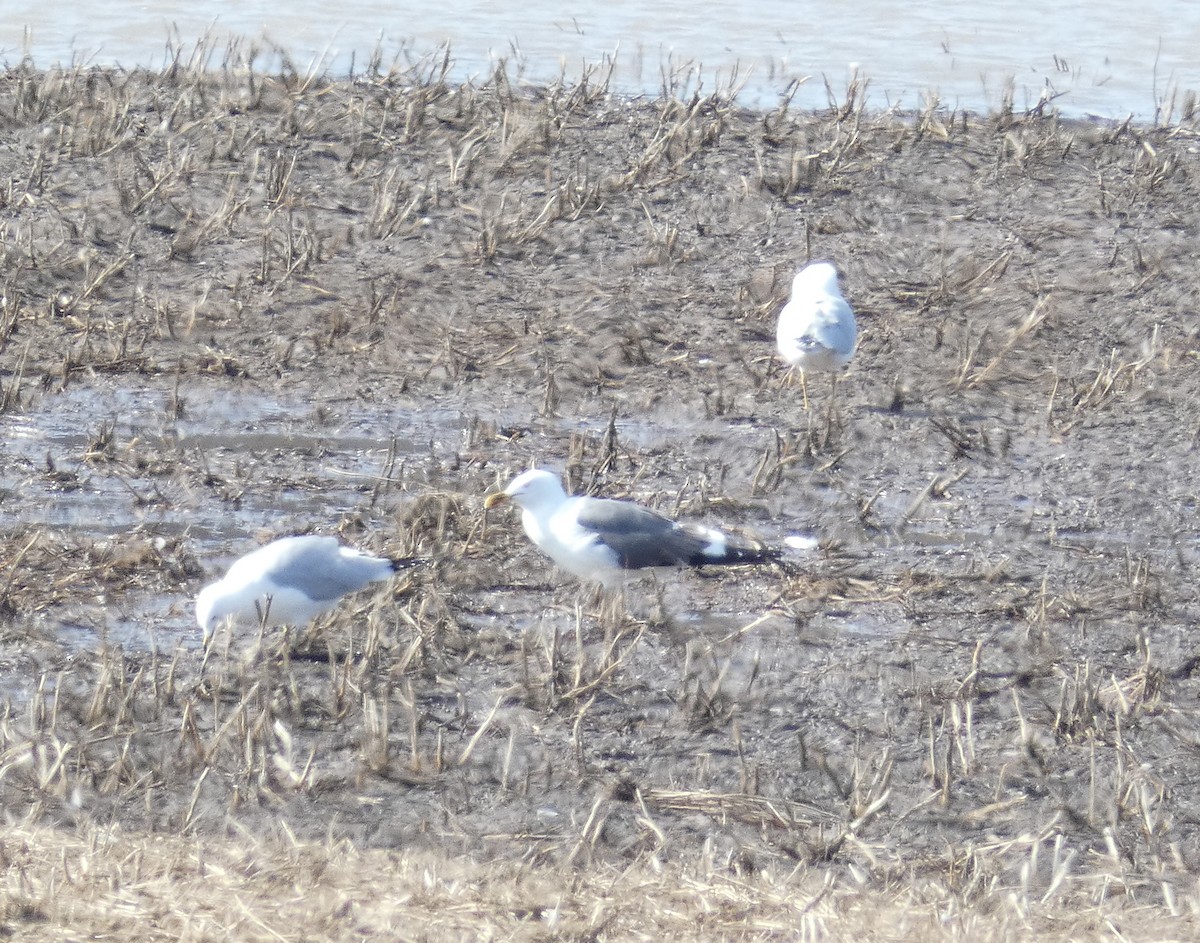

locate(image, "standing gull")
[[776, 260, 857, 411], [484, 469, 778, 585], [195, 535, 419, 637]]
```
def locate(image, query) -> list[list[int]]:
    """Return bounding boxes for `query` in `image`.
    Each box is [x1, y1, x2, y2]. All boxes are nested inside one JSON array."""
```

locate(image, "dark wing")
[[573, 498, 709, 569], [575, 498, 780, 570]]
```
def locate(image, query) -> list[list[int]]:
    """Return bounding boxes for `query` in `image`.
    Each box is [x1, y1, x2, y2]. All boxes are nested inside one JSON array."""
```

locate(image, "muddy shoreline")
[[0, 55, 1198, 938]]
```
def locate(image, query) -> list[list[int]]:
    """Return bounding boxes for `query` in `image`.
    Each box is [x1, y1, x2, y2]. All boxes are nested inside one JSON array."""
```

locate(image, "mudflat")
[[0, 48, 1197, 940]]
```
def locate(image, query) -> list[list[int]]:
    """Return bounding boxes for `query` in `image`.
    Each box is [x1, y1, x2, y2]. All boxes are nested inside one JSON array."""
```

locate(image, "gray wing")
[[265, 536, 393, 602], [574, 499, 709, 569], [810, 297, 857, 356]]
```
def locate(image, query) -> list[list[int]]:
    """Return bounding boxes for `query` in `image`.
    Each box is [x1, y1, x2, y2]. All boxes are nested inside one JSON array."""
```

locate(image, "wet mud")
[[0, 50, 1199, 936]]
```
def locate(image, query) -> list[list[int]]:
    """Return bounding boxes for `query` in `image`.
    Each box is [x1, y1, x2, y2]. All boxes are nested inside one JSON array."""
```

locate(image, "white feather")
[[195, 535, 398, 636], [776, 261, 857, 374]]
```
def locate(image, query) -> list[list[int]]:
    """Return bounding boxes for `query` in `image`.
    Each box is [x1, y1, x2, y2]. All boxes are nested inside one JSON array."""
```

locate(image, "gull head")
[[791, 261, 841, 298], [195, 581, 233, 636], [484, 469, 568, 514]]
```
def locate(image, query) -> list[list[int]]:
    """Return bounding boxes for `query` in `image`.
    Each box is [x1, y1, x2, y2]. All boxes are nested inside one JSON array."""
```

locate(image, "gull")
[[195, 534, 420, 638], [484, 469, 778, 586], [776, 260, 857, 412]]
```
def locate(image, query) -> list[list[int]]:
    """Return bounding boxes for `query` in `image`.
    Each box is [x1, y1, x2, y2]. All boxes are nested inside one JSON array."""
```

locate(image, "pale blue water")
[[3, 2, 1200, 120]]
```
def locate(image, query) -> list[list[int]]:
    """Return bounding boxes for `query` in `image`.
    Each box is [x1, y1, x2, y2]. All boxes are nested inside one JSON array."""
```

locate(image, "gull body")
[[485, 470, 777, 586], [195, 535, 415, 636], [776, 261, 857, 376]]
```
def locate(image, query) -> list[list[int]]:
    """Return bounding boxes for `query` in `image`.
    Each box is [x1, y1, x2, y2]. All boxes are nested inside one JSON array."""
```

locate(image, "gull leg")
[[781, 366, 810, 414]]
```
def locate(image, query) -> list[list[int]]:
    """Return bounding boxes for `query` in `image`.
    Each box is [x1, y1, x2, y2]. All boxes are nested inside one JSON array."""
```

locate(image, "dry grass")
[[2, 820, 1193, 942], [1, 40, 1200, 942]]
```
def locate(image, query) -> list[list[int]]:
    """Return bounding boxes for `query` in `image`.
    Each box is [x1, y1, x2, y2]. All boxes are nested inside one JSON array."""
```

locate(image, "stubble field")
[[0, 42, 1199, 940]]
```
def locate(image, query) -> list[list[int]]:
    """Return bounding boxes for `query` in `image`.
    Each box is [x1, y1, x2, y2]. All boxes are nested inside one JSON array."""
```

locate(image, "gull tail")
[[686, 524, 782, 568], [710, 541, 782, 567]]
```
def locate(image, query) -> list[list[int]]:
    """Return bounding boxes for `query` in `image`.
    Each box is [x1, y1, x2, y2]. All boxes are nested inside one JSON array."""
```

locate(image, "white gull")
[[776, 260, 857, 408], [195, 534, 418, 637]]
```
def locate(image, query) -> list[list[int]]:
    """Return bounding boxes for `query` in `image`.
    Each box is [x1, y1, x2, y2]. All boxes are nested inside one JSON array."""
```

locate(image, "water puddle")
[[0, 378, 479, 536], [0, 377, 1096, 653], [2, 377, 791, 649], [0, 378, 496, 646]]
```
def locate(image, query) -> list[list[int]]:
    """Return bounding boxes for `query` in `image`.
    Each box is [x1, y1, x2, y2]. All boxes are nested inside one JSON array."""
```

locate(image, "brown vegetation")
[[0, 37, 1198, 939]]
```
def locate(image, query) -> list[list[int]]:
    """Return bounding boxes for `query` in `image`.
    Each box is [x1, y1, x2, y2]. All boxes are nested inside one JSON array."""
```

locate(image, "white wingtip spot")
[[784, 534, 819, 552], [700, 531, 729, 558]]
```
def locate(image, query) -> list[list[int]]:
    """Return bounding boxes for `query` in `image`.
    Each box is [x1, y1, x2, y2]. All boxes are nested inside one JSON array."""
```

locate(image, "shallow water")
[[0, 371, 780, 646], [0, 380, 472, 541], [6, 0, 1200, 120]]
